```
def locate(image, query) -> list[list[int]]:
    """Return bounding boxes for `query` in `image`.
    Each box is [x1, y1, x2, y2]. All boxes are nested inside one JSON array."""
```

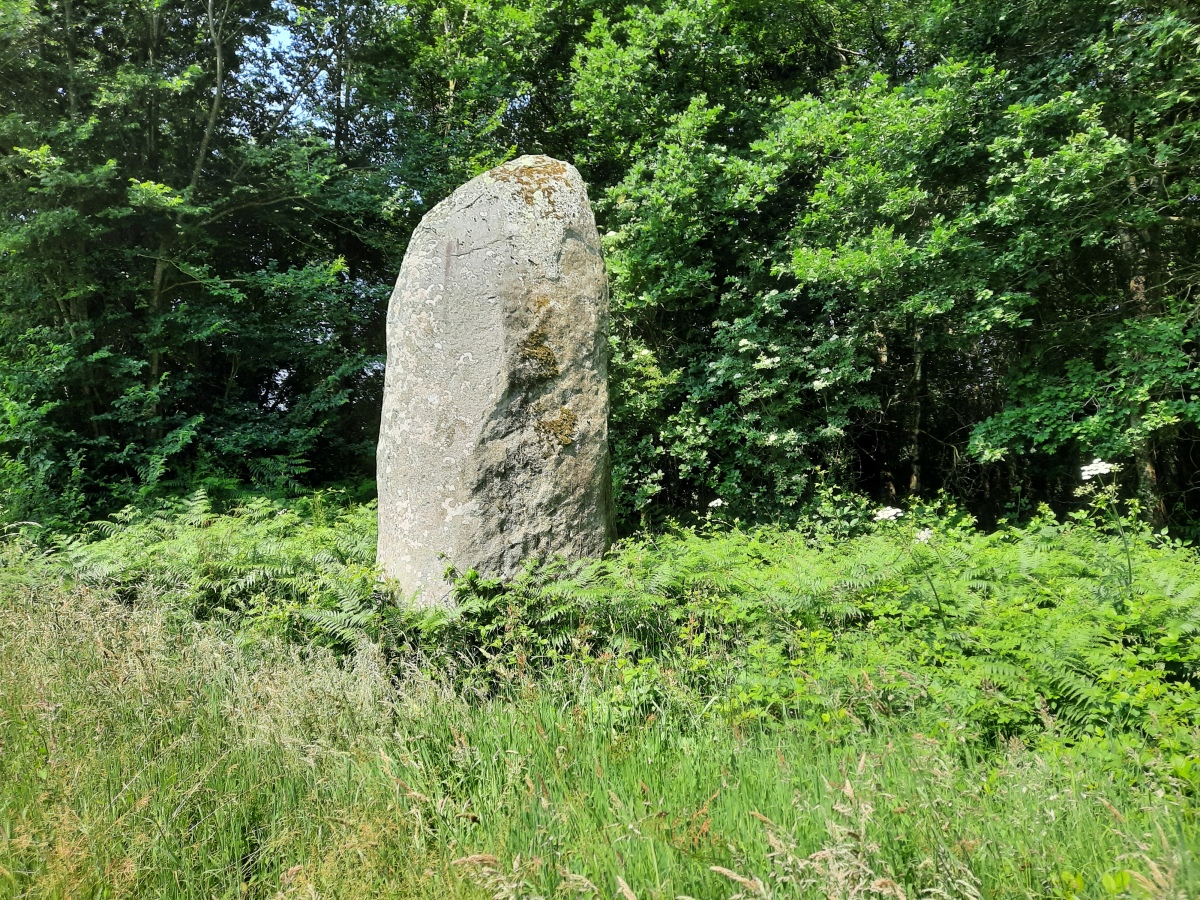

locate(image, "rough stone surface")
[[377, 155, 614, 605]]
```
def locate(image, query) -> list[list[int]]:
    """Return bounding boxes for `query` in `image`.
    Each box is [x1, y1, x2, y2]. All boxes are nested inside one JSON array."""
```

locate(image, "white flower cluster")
[[708, 498, 725, 508], [874, 506, 903, 521], [1081, 458, 1115, 481], [915, 527, 933, 543]]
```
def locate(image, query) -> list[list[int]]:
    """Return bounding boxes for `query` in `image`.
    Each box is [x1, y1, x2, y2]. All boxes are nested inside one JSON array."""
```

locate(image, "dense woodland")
[[1, 0, 1197, 531]]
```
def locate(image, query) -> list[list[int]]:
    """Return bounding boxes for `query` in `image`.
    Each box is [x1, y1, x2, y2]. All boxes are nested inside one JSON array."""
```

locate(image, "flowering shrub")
[[1081, 459, 1117, 481]]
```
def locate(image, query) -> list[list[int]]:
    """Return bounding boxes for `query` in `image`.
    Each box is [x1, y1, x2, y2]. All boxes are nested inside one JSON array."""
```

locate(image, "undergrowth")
[[35, 491, 1200, 755], [2, 492, 1199, 896]]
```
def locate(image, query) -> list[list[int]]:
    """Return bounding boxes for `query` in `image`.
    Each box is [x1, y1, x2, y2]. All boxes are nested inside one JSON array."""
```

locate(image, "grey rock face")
[[377, 155, 614, 605]]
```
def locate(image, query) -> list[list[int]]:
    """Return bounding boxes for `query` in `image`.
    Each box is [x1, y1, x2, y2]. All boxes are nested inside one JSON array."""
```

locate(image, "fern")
[[36, 490, 1200, 753]]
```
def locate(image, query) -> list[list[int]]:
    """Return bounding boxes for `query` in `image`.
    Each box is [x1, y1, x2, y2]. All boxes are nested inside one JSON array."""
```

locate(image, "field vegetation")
[[2, 488, 1198, 898]]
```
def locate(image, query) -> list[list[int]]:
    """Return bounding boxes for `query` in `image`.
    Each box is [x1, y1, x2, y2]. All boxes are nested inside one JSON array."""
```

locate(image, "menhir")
[[376, 155, 615, 605]]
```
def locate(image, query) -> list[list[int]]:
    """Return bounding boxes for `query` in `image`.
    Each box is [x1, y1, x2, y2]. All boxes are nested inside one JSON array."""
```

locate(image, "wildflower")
[[1081, 458, 1116, 481], [708, 498, 725, 508], [915, 527, 933, 543], [874, 506, 903, 522]]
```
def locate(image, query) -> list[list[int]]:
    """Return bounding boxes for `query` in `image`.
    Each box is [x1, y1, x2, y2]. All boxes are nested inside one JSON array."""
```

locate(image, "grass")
[[2, 515, 1199, 899]]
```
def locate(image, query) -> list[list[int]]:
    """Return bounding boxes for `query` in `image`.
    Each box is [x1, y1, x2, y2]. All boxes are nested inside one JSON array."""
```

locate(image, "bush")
[[44, 490, 381, 643], [434, 514, 1200, 756]]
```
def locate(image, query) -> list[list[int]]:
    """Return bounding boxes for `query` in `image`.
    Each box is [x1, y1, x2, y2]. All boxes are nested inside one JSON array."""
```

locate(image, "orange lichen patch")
[[491, 158, 571, 210], [535, 405, 578, 448], [520, 327, 559, 378]]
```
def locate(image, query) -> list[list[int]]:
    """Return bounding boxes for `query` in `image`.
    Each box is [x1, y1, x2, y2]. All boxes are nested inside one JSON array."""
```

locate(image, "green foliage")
[[42, 494, 1200, 760], [3, 526, 1199, 898], [49, 490, 382, 643], [435, 512, 1200, 753], [574, 0, 1200, 526], [1, 0, 1198, 527], [0, 0, 393, 521]]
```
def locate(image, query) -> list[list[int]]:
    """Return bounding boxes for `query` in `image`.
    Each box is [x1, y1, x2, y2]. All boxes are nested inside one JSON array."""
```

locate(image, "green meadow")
[[2, 495, 1196, 898]]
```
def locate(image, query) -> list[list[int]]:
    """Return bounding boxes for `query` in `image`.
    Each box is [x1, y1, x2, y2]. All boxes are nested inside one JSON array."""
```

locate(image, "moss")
[[535, 406, 577, 448], [520, 327, 559, 379]]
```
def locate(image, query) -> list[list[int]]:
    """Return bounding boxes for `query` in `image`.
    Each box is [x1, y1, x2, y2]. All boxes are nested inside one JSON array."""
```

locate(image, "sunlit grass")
[[2, 572, 1196, 899]]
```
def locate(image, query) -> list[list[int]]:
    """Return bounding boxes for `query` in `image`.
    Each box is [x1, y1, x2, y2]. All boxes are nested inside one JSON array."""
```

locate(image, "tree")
[[1, 0, 1196, 531], [574, 0, 1200, 527], [0, 0, 387, 522]]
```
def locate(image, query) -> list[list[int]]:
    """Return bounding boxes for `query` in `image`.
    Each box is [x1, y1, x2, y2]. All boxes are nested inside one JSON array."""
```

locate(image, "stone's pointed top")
[[425, 156, 589, 230], [376, 152, 613, 606], [488, 154, 570, 184], [490, 154, 573, 177]]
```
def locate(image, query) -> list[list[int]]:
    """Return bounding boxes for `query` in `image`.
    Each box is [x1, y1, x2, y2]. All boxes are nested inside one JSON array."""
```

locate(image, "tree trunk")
[[63, 0, 77, 117], [907, 328, 923, 495], [189, 0, 226, 194], [1119, 160, 1171, 526], [147, 0, 226, 432], [1132, 407, 1168, 528]]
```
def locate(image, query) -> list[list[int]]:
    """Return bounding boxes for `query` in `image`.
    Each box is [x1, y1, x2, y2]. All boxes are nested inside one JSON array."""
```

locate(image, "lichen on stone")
[[535, 405, 577, 448], [490, 158, 570, 211], [520, 327, 559, 378]]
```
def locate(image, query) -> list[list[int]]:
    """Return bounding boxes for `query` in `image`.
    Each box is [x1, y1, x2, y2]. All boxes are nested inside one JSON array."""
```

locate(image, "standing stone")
[[377, 155, 615, 605]]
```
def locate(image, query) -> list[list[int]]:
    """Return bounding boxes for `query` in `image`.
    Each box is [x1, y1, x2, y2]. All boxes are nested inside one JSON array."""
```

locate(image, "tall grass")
[[2, 537, 1197, 899]]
